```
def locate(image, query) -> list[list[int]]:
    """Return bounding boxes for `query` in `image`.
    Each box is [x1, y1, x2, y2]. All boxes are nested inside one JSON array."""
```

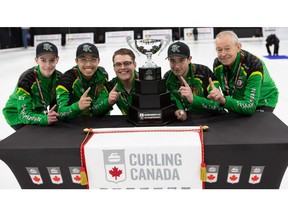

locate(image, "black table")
[[1, 112, 288, 189]]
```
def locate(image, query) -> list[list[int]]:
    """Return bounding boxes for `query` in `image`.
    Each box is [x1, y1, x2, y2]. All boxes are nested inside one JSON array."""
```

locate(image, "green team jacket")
[[164, 63, 226, 114], [56, 66, 110, 120], [104, 70, 138, 115], [213, 50, 279, 115], [2, 66, 62, 126]]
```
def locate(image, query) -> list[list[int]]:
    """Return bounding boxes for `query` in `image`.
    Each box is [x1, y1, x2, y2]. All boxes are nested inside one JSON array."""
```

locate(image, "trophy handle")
[[157, 34, 171, 56], [126, 36, 141, 56]]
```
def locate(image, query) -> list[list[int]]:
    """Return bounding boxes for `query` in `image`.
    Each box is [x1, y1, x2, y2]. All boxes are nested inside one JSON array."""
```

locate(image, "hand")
[[207, 78, 226, 105], [175, 109, 187, 121], [108, 83, 121, 105], [178, 76, 193, 104], [78, 87, 92, 110], [47, 104, 60, 124]]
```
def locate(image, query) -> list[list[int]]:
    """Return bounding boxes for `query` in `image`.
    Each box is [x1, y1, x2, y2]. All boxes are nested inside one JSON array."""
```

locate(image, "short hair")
[[215, 30, 239, 45], [112, 48, 136, 63]]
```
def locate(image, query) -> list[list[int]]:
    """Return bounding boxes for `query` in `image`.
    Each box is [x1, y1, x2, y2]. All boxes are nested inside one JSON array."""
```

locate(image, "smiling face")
[[35, 53, 59, 78], [113, 54, 136, 82], [75, 53, 99, 80], [215, 33, 242, 67], [168, 56, 192, 78]]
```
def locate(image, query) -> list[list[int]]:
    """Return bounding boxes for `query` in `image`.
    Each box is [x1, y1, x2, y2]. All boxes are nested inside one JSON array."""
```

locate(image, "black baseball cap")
[[166, 41, 190, 59], [76, 43, 99, 58], [36, 42, 58, 57]]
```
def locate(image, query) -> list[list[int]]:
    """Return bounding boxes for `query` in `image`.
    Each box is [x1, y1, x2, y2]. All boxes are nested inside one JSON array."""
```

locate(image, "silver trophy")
[[126, 35, 176, 126], [126, 35, 170, 80]]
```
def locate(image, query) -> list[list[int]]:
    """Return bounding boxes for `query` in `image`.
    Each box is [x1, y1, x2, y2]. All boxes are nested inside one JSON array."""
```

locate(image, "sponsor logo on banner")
[[103, 150, 126, 183], [249, 166, 265, 184], [47, 167, 63, 184], [227, 165, 242, 184], [26, 167, 43, 185], [206, 165, 219, 183], [69, 167, 81, 184]]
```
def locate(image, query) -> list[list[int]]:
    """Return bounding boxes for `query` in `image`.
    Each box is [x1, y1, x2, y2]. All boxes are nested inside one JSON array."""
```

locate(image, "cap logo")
[[83, 44, 92, 53], [171, 44, 180, 53], [43, 43, 53, 51]]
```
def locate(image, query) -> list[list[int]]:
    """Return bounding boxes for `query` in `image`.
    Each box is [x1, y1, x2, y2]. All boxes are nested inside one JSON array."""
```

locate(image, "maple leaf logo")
[[74, 175, 81, 182], [230, 175, 238, 181], [53, 175, 61, 182], [109, 166, 122, 180], [207, 174, 215, 181], [251, 175, 259, 182], [33, 176, 40, 182]]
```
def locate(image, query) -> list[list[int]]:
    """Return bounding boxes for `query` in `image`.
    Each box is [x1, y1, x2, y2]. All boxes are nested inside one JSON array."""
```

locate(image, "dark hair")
[[112, 48, 136, 63]]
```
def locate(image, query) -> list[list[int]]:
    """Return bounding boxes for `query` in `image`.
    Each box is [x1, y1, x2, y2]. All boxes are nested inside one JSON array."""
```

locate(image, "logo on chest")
[[236, 77, 243, 89]]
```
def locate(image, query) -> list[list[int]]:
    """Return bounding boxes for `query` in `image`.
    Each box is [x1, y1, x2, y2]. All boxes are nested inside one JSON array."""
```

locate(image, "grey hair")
[[215, 30, 239, 45]]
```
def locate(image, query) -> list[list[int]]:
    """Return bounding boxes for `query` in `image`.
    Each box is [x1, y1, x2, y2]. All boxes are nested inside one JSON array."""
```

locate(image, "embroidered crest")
[[43, 43, 53, 51], [171, 44, 180, 53], [236, 76, 243, 89], [82, 44, 92, 53]]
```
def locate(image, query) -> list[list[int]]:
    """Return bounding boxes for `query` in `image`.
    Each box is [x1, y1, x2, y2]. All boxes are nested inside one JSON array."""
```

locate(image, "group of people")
[[2, 30, 279, 130]]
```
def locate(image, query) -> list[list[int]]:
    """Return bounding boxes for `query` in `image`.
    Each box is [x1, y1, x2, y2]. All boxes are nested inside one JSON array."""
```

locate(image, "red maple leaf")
[[207, 174, 215, 180], [53, 175, 61, 182], [74, 175, 81, 182], [230, 175, 238, 181], [33, 176, 40, 182], [251, 175, 259, 182], [109, 166, 122, 180]]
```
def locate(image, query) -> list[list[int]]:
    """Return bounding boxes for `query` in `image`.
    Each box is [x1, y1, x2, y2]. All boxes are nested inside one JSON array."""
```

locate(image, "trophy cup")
[[126, 35, 177, 126]]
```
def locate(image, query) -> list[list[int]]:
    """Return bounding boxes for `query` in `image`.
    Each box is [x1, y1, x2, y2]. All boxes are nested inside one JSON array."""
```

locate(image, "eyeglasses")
[[78, 58, 98, 64], [113, 61, 133, 68]]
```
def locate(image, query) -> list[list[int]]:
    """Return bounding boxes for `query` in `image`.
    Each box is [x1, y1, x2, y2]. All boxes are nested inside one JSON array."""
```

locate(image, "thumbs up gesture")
[[78, 87, 92, 110], [207, 78, 226, 105], [108, 83, 121, 105]]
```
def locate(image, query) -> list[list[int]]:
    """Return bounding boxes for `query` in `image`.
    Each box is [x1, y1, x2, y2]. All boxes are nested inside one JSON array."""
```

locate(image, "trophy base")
[[128, 104, 177, 126], [131, 92, 171, 109], [135, 79, 166, 94]]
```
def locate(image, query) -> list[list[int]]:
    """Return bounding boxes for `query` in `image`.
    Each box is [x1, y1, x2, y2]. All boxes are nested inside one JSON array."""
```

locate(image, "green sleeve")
[[189, 80, 226, 114], [224, 72, 262, 115], [91, 91, 112, 116], [56, 85, 82, 120], [17, 88, 48, 125], [190, 95, 225, 113], [170, 93, 184, 110]]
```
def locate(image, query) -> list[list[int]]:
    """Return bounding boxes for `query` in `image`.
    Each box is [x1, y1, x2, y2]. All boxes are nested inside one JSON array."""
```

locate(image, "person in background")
[[56, 43, 109, 121], [164, 41, 226, 121], [21, 27, 30, 48], [266, 34, 280, 56], [103, 48, 138, 115], [193, 27, 198, 41], [208, 30, 279, 114], [2, 42, 62, 130]]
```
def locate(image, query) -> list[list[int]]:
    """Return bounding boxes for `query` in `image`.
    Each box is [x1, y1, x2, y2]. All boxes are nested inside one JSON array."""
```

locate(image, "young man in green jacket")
[[104, 48, 138, 115], [56, 43, 109, 120], [164, 41, 226, 121], [2, 42, 62, 130], [208, 31, 279, 115]]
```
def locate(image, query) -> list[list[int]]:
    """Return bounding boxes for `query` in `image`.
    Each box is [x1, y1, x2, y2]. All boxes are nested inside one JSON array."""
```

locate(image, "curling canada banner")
[[83, 127, 203, 189]]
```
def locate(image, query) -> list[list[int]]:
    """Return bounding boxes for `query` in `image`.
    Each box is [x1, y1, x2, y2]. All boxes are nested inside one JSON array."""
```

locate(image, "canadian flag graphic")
[[227, 165, 242, 184], [206, 165, 219, 183], [47, 167, 63, 184], [26, 167, 43, 185], [249, 166, 265, 184], [69, 167, 81, 184]]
